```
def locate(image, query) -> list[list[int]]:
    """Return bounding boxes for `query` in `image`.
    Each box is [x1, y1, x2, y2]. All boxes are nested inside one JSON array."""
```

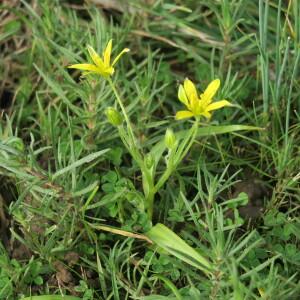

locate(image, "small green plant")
[[74, 280, 94, 300], [67, 41, 245, 223], [0, 252, 13, 299], [0, 245, 47, 299]]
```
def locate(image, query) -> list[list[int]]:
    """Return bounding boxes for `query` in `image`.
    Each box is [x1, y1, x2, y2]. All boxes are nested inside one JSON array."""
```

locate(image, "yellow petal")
[[183, 78, 198, 102], [189, 95, 199, 114], [68, 63, 100, 73], [112, 48, 130, 66], [206, 100, 232, 112], [201, 79, 220, 104], [103, 67, 115, 76], [175, 110, 194, 120], [87, 45, 105, 69], [103, 39, 112, 67], [178, 84, 189, 106], [200, 111, 212, 119]]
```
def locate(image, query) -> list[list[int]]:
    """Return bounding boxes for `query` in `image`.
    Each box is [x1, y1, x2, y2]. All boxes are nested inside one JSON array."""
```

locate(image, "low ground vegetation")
[[0, 0, 299, 299]]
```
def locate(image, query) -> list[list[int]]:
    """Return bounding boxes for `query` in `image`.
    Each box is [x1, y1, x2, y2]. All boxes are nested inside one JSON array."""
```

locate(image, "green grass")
[[0, 0, 299, 299]]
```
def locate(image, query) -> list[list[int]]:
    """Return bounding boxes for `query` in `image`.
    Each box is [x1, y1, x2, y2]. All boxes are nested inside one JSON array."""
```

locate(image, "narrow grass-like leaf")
[[152, 275, 182, 300], [52, 149, 110, 180], [34, 64, 81, 115], [146, 223, 213, 275], [240, 254, 281, 279]]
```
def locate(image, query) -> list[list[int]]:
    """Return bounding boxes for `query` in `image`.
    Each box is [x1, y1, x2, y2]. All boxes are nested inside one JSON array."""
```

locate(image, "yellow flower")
[[68, 39, 130, 78], [175, 78, 232, 120]]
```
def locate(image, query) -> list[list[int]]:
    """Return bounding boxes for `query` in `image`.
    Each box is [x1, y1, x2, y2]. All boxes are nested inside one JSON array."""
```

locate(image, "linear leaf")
[[52, 149, 110, 180], [146, 223, 213, 275]]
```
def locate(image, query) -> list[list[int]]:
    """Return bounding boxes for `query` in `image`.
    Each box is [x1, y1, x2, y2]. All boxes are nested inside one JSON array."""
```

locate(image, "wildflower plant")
[[68, 40, 234, 221]]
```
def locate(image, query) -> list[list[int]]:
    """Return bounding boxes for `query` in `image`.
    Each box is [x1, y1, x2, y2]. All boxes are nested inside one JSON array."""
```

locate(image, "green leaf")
[[34, 64, 81, 115], [222, 192, 249, 208], [52, 149, 110, 180], [152, 275, 182, 300], [33, 275, 44, 286], [0, 20, 21, 41], [102, 170, 118, 184], [146, 223, 213, 275]]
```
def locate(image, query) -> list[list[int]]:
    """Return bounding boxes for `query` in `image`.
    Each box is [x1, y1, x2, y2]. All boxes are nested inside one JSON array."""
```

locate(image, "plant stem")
[[118, 121, 154, 217], [146, 119, 200, 219], [145, 181, 155, 219], [108, 78, 136, 143], [176, 119, 199, 163], [155, 119, 199, 192]]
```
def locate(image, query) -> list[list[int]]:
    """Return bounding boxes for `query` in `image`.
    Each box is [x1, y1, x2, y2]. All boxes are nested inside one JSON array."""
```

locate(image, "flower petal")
[[201, 79, 220, 104], [189, 94, 199, 114], [103, 67, 115, 77], [178, 84, 189, 106], [206, 100, 232, 112], [103, 39, 112, 67], [112, 48, 130, 66], [200, 111, 212, 119], [68, 63, 100, 72], [87, 45, 105, 69], [183, 78, 198, 102], [175, 110, 194, 120]]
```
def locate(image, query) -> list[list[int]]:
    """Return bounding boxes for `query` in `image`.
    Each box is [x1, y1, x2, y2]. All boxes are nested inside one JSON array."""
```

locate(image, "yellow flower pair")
[[68, 40, 232, 120]]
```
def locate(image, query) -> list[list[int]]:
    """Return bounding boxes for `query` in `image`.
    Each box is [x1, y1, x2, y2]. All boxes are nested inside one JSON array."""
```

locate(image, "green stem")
[[154, 148, 176, 192], [155, 119, 199, 193], [118, 126, 144, 167], [108, 78, 136, 143], [142, 168, 155, 219], [176, 119, 199, 163], [149, 120, 199, 217], [146, 188, 155, 220], [118, 126, 154, 217]]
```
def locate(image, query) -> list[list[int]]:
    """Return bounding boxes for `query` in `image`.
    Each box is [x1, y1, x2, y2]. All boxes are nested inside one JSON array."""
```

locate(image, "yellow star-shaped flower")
[[68, 39, 129, 78], [175, 78, 232, 120]]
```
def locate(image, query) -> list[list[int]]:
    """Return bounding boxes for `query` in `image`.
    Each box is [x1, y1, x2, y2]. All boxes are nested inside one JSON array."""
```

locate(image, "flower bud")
[[164, 128, 176, 149], [105, 107, 123, 126], [144, 153, 154, 169]]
